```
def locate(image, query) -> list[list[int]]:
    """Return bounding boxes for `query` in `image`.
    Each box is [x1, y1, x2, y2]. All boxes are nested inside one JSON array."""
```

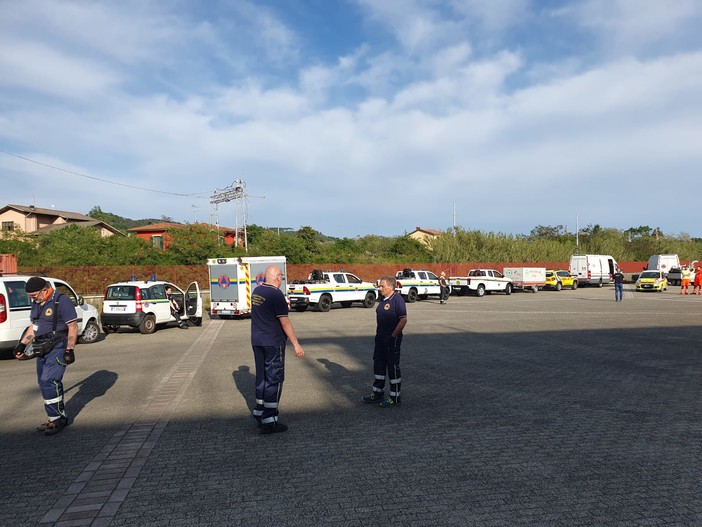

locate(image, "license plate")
[[112, 306, 126, 311]]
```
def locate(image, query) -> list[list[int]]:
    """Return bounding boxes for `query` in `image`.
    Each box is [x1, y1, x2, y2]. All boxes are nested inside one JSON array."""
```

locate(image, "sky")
[[1, 0, 702, 239]]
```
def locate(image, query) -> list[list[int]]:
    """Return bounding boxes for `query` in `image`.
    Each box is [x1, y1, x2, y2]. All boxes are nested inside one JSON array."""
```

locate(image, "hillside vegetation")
[[1, 210, 700, 266]]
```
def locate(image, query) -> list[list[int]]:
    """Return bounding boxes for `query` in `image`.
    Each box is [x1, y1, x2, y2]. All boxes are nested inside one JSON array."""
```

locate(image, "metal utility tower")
[[209, 179, 253, 251]]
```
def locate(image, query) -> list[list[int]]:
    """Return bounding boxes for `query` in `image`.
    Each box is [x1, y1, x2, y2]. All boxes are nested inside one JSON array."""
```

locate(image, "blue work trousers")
[[372, 335, 402, 401], [252, 345, 286, 425], [36, 345, 68, 422]]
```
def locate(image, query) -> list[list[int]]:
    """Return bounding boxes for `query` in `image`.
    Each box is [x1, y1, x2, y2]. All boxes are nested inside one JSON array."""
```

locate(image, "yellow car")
[[544, 269, 578, 291], [636, 270, 668, 292]]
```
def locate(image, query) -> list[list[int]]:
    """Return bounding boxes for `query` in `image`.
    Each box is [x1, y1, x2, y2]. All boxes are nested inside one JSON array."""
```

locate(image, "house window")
[[151, 235, 164, 250], [2, 221, 14, 231]]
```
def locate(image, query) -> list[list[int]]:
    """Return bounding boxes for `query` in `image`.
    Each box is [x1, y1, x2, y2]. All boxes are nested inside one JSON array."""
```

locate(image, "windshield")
[[640, 271, 661, 279]]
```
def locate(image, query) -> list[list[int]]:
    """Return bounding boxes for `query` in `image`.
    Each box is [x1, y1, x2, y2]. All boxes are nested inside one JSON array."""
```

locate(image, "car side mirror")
[[77, 295, 85, 306]]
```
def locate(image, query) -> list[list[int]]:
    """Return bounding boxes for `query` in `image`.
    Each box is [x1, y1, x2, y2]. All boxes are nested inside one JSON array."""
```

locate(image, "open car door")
[[185, 281, 203, 325]]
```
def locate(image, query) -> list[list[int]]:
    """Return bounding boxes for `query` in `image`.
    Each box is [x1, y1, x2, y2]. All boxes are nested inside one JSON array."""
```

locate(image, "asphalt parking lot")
[[1, 285, 701, 527]]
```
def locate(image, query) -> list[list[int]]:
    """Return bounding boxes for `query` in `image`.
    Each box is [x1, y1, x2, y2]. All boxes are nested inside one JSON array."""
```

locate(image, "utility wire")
[[1, 150, 209, 198]]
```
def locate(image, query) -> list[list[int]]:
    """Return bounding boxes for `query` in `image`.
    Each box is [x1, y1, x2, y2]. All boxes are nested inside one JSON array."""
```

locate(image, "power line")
[[1, 150, 208, 198]]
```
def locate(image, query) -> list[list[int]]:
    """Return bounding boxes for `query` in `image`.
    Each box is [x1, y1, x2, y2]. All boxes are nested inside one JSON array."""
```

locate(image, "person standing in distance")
[[250, 265, 304, 434], [439, 271, 449, 304], [362, 276, 407, 408], [13, 277, 78, 436], [165, 286, 188, 329], [613, 267, 625, 302]]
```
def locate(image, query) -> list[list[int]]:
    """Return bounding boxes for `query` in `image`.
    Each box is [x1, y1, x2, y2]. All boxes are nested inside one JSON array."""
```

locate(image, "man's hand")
[[13, 343, 26, 360], [64, 349, 75, 365], [293, 343, 305, 358]]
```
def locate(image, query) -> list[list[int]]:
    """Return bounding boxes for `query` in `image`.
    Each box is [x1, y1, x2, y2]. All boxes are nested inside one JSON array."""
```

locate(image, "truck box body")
[[569, 255, 617, 286], [503, 267, 546, 292], [646, 254, 680, 274], [207, 256, 286, 317]]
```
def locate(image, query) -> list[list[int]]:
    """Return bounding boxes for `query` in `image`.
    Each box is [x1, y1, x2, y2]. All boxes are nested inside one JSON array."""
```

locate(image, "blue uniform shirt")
[[31, 291, 79, 337], [250, 283, 289, 346], [376, 292, 407, 337]]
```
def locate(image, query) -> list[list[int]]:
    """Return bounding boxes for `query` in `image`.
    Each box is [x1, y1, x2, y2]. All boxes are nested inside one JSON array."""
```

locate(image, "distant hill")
[[87, 206, 170, 232]]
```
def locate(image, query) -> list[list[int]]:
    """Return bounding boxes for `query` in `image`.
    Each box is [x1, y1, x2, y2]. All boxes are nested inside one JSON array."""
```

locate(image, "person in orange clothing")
[[679, 265, 691, 295], [693, 267, 702, 295]]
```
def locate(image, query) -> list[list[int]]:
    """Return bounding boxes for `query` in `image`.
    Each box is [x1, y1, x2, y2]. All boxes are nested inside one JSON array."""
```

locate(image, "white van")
[[646, 254, 680, 274], [569, 255, 618, 287], [0, 275, 101, 351]]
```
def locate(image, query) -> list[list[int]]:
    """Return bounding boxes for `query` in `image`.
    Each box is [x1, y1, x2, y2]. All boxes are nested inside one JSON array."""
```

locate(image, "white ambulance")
[[207, 256, 287, 318]]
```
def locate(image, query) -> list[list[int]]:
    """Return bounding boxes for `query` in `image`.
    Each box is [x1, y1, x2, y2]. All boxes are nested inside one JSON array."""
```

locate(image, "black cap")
[[25, 276, 48, 293]]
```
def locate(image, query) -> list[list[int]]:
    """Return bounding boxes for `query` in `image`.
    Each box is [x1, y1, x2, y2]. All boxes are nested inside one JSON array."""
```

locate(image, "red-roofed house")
[[408, 226, 442, 246], [128, 223, 243, 250]]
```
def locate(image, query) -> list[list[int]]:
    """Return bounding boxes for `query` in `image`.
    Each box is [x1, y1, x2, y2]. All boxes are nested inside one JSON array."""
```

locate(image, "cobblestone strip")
[[40, 320, 224, 527]]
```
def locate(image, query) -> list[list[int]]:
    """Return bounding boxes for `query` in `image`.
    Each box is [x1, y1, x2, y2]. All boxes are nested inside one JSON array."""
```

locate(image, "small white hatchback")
[[0, 275, 101, 351], [101, 280, 202, 334]]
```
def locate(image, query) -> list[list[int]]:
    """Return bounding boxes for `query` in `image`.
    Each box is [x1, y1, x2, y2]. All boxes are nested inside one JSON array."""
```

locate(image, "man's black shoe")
[[260, 422, 288, 435], [44, 419, 67, 436], [178, 322, 189, 329]]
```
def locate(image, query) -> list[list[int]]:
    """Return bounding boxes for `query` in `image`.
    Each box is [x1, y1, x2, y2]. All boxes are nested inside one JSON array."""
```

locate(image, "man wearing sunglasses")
[[14, 276, 78, 436]]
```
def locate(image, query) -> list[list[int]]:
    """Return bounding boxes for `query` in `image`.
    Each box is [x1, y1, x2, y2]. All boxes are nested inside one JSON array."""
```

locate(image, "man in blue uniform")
[[14, 277, 78, 436], [362, 275, 408, 408], [250, 265, 305, 435]]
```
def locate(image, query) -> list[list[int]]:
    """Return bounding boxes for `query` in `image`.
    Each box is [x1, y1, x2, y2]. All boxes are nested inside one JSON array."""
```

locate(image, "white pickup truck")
[[288, 270, 377, 312], [395, 269, 442, 302], [449, 269, 513, 297]]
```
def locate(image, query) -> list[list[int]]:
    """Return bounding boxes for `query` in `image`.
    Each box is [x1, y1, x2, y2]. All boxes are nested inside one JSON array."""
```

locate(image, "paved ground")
[[1, 285, 701, 527]]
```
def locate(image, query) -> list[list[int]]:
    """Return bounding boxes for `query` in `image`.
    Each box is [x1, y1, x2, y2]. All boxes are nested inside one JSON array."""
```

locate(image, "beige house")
[[0, 204, 123, 237], [408, 226, 442, 246]]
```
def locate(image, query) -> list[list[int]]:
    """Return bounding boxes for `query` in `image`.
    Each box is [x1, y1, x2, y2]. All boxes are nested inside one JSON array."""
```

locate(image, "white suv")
[[102, 280, 202, 334], [0, 275, 101, 351]]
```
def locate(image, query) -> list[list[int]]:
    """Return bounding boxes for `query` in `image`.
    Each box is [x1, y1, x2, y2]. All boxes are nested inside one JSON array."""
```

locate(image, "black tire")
[[555, 281, 562, 291], [340, 301, 352, 308], [294, 305, 308, 312], [505, 283, 512, 295], [139, 314, 157, 334], [363, 292, 375, 308], [317, 295, 332, 312], [475, 284, 485, 297], [78, 320, 100, 344], [532, 285, 539, 293], [572, 281, 578, 290], [597, 280, 603, 288], [407, 289, 418, 303]]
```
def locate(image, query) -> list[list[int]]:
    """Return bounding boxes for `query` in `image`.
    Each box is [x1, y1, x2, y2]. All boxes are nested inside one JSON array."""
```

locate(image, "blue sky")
[[2, 0, 702, 238]]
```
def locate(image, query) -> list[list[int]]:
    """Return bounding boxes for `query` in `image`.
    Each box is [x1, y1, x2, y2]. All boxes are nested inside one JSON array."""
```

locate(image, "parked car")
[[635, 270, 668, 292], [0, 275, 101, 351], [102, 280, 202, 334], [544, 270, 578, 291]]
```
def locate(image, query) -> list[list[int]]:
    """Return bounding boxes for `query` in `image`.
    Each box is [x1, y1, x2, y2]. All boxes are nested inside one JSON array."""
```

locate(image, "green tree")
[[165, 225, 229, 265]]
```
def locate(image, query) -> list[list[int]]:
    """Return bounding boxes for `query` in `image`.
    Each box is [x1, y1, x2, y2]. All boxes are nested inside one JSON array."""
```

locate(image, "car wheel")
[[407, 289, 418, 303], [476, 284, 485, 297], [572, 281, 578, 290], [139, 314, 157, 334], [555, 281, 562, 291], [363, 292, 376, 308], [78, 320, 100, 344], [317, 295, 332, 312], [505, 283, 512, 295]]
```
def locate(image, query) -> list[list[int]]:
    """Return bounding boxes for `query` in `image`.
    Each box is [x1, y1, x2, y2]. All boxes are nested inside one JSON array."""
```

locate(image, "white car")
[[101, 280, 202, 334], [0, 275, 101, 351]]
